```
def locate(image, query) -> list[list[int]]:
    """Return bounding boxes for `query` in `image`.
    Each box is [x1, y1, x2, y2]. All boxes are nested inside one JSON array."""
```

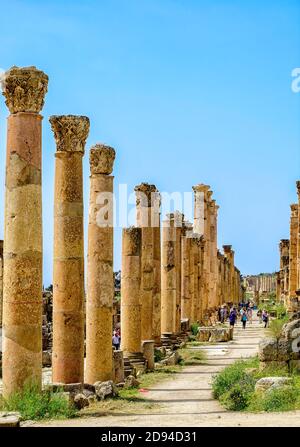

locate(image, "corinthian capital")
[[89, 143, 116, 175], [49, 115, 90, 153], [2, 66, 48, 114]]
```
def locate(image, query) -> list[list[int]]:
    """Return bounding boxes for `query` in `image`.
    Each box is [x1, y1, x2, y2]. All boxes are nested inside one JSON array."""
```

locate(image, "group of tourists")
[[217, 300, 270, 330]]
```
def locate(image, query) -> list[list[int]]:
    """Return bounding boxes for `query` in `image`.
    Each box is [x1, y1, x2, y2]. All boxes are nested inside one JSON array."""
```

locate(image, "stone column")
[[120, 227, 142, 355], [192, 184, 211, 315], [152, 191, 161, 344], [289, 204, 298, 307], [0, 241, 3, 328], [134, 183, 156, 341], [297, 182, 300, 293], [85, 144, 116, 384], [181, 222, 193, 321], [142, 340, 155, 371], [161, 213, 177, 334], [50, 115, 89, 384], [209, 200, 218, 309], [174, 211, 183, 334], [2, 66, 48, 396], [223, 245, 235, 304]]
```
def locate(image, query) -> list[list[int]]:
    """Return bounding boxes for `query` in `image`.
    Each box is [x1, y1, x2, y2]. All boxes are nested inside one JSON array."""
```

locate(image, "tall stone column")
[[289, 204, 298, 308], [192, 184, 211, 315], [121, 227, 142, 355], [85, 144, 115, 384], [161, 213, 177, 334], [50, 115, 90, 384], [223, 245, 235, 304], [297, 182, 300, 293], [209, 200, 218, 309], [134, 183, 156, 341], [152, 191, 161, 344], [174, 212, 183, 334], [2, 66, 48, 396], [181, 222, 193, 321], [0, 241, 3, 328]]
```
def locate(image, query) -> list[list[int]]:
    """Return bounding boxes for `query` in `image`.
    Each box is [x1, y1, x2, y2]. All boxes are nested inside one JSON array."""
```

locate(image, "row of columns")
[[0, 65, 243, 397], [276, 181, 300, 311]]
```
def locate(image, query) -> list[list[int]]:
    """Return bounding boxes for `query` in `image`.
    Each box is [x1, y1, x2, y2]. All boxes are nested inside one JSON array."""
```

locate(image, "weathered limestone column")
[[152, 190, 161, 344], [209, 200, 218, 309], [85, 144, 116, 384], [289, 204, 298, 307], [192, 184, 211, 315], [50, 115, 89, 384], [279, 239, 290, 305], [181, 222, 193, 321], [142, 340, 155, 371], [174, 211, 183, 334], [135, 183, 156, 341], [297, 182, 300, 293], [2, 66, 48, 396], [223, 245, 235, 304], [120, 227, 142, 355], [0, 241, 3, 328], [161, 213, 177, 334], [113, 350, 124, 384]]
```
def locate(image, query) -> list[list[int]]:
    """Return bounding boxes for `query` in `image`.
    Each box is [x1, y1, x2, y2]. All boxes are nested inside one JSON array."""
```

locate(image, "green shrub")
[[267, 317, 288, 340], [1, 385, 77, 421], [190, 323, 200, 336], [220, 375, 255, 411], [212, 359, 257, 399], [249, 387, 298, 412], [154, 348, 164, 362]]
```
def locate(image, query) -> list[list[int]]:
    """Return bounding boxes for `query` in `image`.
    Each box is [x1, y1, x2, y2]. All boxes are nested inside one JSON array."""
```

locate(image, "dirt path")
[[30, 318, 300, 427]]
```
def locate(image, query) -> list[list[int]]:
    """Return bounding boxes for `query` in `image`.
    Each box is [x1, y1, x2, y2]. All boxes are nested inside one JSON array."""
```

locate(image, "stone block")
[[0, 412, 21, 427], [255, 377, 292, 393], [94, 380, 118, 400], [258, 338, 278, 362]]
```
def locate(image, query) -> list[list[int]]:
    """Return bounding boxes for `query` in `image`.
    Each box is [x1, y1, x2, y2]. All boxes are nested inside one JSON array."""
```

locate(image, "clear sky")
[[0, 0, 299, 286]]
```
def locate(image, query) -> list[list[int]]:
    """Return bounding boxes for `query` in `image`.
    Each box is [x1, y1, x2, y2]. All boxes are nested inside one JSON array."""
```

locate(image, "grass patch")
[[267, 317, 289, 340], [180, 348, 207, 365], [0, 385, 77, 421], [191, 323, 200, 336], [212, 356, 300, 412]]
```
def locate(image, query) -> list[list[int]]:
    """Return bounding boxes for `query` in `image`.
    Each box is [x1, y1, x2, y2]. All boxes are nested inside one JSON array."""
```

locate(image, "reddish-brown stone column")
[[85, 144, 116, 384], [289, 204, 298, 310], [0, 241, 3, 328], [121, 227, 142, 355], [2, 66, 48, 397], [50, 115, 90, 384], [134, 183, 156, 341]]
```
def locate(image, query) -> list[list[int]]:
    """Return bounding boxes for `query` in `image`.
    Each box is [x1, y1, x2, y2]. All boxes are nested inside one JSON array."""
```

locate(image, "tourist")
[[262, 310, 269, 328], [229, 307, 237, 327], [241, 310, 248, 329], [112, 331, 120, 350], [247, 307, 253, 324]]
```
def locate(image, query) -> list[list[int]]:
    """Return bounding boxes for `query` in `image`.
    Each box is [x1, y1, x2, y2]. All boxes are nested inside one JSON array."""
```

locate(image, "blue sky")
[[0, 0, 299, 286]]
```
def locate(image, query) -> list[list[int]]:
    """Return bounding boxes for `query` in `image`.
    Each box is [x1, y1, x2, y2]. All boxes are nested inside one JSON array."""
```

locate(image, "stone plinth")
[[50, 115, 89, 384], [142, 340, 155, 371], [85, 144, 115, 384], [2, 66, 48, 397], [113, 350, 125, 384], [121, 227, 142, 355]]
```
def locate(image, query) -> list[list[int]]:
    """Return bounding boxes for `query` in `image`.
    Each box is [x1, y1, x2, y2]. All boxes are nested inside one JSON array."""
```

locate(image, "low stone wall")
[[259, 314, 300, 372], [197, 326, 233, 343]]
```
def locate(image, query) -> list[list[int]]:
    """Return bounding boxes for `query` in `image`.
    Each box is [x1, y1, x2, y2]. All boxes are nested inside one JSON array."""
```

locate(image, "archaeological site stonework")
[[50, 114, 90, 384], [0, 65, 244, 397], [2, 66, 48, 397]]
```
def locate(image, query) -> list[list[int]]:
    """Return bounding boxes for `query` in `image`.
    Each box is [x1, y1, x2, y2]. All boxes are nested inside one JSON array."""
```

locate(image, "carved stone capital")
[[290, 203, 298, 215], [297, 181, 300, 195], [192, 183, 210, 193], [223, 244, 232, 253], [2, 66, 48, 114], [134, 183, 158, 207], [89, 143, 115, 175], [50, 115, 90, 153]]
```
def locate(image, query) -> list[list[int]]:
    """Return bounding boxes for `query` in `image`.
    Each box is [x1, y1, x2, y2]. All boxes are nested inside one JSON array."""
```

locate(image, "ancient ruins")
[[0, 65, 249, 399], [276, 182, 300, 312]]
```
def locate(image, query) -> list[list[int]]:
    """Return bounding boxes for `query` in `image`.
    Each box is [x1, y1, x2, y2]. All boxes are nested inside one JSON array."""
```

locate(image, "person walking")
[[229, 307, 237, 327], [241, 310, 248, 329], [262, 310, 269, 328], [112, 330, 120, 350], [247, 307, 253, 324]]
